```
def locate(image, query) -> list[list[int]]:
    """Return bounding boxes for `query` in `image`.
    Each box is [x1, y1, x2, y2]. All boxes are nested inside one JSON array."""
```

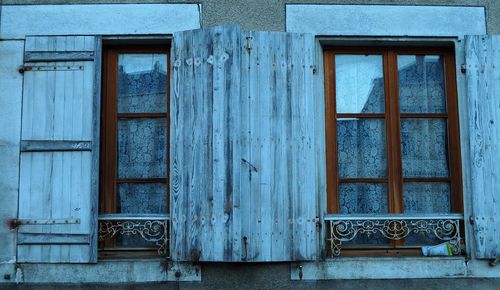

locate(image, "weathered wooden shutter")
[[171, 25, 319, 261], [17, 36, 101, 263], [465, 35, 500, 259]]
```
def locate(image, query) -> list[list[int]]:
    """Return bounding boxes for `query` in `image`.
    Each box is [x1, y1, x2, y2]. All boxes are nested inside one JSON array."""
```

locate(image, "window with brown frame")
[[99, 45, 170, 256], [324, 46, 463, 254]]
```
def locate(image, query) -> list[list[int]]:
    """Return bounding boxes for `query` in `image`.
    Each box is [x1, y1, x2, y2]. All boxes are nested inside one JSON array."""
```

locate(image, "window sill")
[[291, 256, 467, 280]]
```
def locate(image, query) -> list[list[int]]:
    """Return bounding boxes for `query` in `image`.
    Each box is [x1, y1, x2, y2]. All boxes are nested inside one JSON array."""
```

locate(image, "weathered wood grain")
[[465, 35, 500, 259], [171, 26, 318, 262], [17, 36, 98, 263]]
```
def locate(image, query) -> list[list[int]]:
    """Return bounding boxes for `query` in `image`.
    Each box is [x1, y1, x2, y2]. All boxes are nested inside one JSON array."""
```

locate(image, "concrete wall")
[[1, 0, 499, 34]]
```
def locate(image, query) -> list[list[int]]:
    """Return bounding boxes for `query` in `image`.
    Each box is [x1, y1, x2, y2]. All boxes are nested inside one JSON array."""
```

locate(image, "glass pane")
[[337, 118, 387, 178], [398, 55, 446, 113], [117, 183, 167, 214], [403, 182, 451, 213], [118, 54, 167, 113], [118, 118, 167, 179], [335, 54, 385, 113], [401, 118, 449, 178], [339, 183, 388, 214]]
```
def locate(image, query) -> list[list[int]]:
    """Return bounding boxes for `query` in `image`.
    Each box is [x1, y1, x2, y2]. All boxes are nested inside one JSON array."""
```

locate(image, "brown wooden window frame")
[[99, 44, 170, 255], [324, 46, 463, 253]]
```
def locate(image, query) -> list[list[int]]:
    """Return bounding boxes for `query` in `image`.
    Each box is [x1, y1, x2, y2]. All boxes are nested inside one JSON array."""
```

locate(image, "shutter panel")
[[465, 35, 500, 259], [17, 36, 101, 263], [171, 25, 318, 261]]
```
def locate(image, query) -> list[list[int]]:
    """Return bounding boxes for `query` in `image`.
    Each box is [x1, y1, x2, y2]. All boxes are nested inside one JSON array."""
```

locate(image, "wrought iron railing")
[[325, 214, 463, 257], [98, 214, 170, 257]]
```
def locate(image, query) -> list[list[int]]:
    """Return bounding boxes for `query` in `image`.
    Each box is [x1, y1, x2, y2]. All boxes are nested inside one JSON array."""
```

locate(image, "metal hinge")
[[18, 65, 32, 74], [9, 218, 80, 229], [461, 64, 466, 74]]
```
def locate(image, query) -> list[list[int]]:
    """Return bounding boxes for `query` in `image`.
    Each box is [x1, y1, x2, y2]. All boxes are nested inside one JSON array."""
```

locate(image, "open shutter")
[[171, 25, 318, 262], [17, 36, 101, 263], [465, 35, 500, 259]]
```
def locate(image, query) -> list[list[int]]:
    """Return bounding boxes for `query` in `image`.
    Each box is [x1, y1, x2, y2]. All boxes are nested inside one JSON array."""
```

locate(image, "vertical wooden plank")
[[226, 26, 242, 262], [239, 31, 252, 262], [88, 36, 102, 263], [313, 38, 327, 259], [270, 32, 285, 260], [466, 35, 500, 259], [170, 30, 186, 260]]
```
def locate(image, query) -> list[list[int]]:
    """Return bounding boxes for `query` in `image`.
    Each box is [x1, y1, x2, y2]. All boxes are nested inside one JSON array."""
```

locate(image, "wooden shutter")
[[171, 25, 318, 261], [465, 35, 500, 259], [17, 36, 101, 263]]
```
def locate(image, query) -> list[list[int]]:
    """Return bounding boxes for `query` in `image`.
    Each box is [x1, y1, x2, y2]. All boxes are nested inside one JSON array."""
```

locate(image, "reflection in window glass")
[[335, 55, 385, 114], [398, 55, 446, 113], [118, 54, 167, 113]]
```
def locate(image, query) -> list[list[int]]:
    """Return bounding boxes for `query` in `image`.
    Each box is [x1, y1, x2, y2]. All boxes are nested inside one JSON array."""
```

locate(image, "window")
[[99, 45, 170, 257], [324, 46, 463, 254]]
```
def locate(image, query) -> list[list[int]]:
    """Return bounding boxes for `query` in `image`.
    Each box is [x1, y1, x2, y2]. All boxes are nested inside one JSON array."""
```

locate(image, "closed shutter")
[[170, 25, 319, 261], [17, 36, 101, 263], [465, 35, 500, 259]]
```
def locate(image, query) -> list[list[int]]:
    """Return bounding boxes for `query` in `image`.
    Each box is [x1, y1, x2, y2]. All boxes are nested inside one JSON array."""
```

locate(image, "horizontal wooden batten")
[[117, 113, 167, 119], [18, 233, 90, 245], [21, 140, 92, 152], [115, 178, 168, 184], [336, 113, 385, 119], [25, 51, 95, 62]]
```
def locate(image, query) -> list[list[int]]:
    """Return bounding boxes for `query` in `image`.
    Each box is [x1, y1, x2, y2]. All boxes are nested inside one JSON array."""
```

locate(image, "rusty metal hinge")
[[8, 218, 80, 229], [18, 65, 32, 74]]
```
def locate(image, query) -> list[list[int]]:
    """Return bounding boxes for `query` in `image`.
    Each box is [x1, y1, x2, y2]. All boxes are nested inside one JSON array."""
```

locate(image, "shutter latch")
[[246, 36, 253, 53]]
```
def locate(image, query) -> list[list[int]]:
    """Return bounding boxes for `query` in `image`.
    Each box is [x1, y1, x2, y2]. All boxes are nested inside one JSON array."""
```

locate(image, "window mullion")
[[385, 50, 404, 214]]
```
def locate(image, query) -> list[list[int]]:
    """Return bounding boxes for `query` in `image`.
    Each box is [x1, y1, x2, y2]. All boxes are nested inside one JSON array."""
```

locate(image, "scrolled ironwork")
[[326, 216, 462, 257], [98, 219, 169, 256]]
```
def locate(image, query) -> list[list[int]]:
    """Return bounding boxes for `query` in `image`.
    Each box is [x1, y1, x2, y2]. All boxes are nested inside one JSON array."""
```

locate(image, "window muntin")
[[324, 47, 463, 252], [100, 46, 169, 253]]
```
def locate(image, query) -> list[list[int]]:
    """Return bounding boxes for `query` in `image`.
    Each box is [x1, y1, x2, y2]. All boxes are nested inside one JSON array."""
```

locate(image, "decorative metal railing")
[[98, 214, 170, 257], [325, 214, 463, 257]]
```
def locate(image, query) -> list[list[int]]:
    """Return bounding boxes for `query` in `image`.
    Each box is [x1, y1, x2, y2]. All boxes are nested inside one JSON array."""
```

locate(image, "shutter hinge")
[[246, 36, 253, 54], [461, 64, 466, 74], [18, 65, 32, 74], [469, 215, 475, 225]]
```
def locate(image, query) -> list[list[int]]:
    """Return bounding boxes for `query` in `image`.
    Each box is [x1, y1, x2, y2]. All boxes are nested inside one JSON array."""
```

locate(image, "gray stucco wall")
[[1, 0, 499, 34]]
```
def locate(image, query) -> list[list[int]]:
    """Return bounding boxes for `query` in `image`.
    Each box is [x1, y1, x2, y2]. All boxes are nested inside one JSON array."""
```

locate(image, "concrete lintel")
[[286, 4, 486, 37], [0, 4, 201, 39]]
